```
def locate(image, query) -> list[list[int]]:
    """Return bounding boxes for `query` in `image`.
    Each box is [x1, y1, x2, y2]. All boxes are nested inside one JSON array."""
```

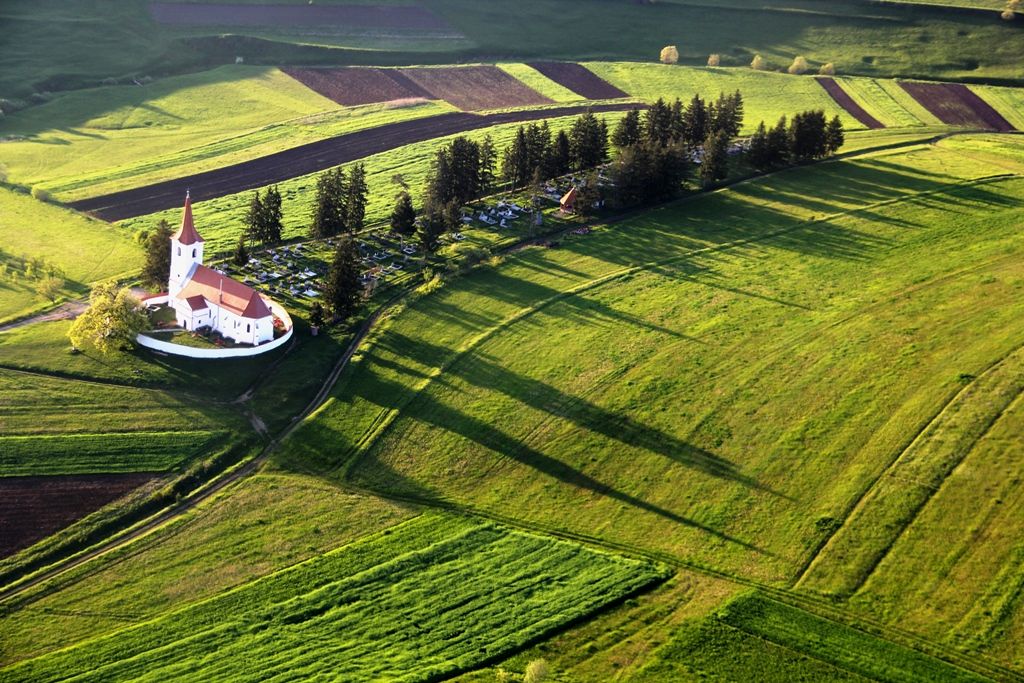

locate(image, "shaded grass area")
[[1, 512, 667, 682], [0, 431, 229, 476], [0, 470, 417, 666]]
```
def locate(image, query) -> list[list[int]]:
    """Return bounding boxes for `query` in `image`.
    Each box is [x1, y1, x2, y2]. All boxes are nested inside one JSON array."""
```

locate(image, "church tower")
[[169, 191, 205, 296]]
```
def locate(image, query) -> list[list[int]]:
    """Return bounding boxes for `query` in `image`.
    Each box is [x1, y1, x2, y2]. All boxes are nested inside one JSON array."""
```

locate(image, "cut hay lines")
[[816, 77, 885, 129], [1, 514, 667, 683], [280, 67, 430, 107]]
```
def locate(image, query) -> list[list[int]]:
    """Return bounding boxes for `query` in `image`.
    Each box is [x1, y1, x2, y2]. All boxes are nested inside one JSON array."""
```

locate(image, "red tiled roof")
[[184, 295, 208, 311], [176, 265, 272, 319], [173, 192, 204, 246]]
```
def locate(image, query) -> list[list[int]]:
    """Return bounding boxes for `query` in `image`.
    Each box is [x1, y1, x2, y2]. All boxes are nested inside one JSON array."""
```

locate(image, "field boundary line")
[[794, 339, 1024, 593]]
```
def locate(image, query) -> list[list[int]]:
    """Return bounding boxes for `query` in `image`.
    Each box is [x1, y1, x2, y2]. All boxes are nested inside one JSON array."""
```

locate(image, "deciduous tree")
[[660, 45, 679, 64], [68, 283, 148, 353], [141, 219, 174, 290]]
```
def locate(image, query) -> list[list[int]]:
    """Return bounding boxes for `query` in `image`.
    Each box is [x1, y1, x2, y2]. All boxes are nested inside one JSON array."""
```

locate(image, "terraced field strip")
[[69, 103, 638, 222], [834, 77, 929, 128], [798, 341, 1024, 596], [1, 514, 668, 682], [0, 430, 228, 477], [397, 65, 554, 111], [899, 82, 1016, 131], [817, 77, 885, 129], [281, 67, 431, 107], [526, 62, 630, 100], [0, 474, 159, 559]]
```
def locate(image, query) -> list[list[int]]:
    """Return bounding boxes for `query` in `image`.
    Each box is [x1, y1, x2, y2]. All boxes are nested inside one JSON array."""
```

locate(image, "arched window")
[[247, 324, 251, 333], [177, 246, 181, 256], [192, 248, 196, 258]]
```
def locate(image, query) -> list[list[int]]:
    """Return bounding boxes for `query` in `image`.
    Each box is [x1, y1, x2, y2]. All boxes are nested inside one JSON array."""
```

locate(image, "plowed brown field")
[[527, 62, 629, 100], [816, 77, 884, 129], [0, 474, 156, 558], [899, 82, 1015, 131], [282, 67, 431, 107], [398, 65, 553, 111]]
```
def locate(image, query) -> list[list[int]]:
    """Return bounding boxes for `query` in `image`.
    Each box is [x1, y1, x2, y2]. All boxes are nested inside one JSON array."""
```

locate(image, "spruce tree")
[[825, 115, 845, 155], [262, 185, 283, 243], [390, 191, 417, 236], [699, 130, 730, 188], [323, 236, 362, 320], [766, 116, 790, 167], [345, 163, 368, 233], [612, 109, 643, 148], [417, 205, 444, 254], [244, 190, 264, 244], [747, 121, 772, 170], [502, 127, 531, 190], [682, 95, 709, 148], [141, 219, 174, 289], [310, 168, 347, 238], [551, 130, 572, 177], [569, 111, 608, 171], [479, 134, 497, 195], [232, 233, 249, 267]]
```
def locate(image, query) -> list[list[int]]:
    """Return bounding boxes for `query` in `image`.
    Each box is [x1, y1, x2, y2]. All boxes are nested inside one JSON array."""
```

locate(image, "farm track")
[[67, 103, 642, 223], [5, 131, 1022, 682]]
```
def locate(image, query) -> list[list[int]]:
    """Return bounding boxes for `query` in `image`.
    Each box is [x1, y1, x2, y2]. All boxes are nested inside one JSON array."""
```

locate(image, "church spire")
[[173, 191, 204, 246]]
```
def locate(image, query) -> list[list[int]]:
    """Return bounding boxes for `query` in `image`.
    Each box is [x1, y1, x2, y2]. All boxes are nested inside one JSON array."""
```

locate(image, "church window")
[[247, 324, 251, 333], [177, 247, 181, 256], [192, 248, 196, 258]]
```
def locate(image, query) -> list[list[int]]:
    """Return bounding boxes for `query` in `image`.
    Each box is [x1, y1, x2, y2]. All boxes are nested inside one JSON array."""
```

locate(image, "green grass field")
[[0, 431, 229, 476], [271, 134, 1024, 672], [1, 512, 666, 682], [0, 188, 139, 322]]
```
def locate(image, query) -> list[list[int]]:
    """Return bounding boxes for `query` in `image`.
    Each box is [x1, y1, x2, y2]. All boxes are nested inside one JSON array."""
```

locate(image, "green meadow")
[[271, 135, 1024, 671], [0, 188, 139, 322]]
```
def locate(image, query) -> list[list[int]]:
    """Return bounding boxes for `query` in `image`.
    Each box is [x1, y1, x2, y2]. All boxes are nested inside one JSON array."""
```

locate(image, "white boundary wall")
[[136, 295, 294, 360]]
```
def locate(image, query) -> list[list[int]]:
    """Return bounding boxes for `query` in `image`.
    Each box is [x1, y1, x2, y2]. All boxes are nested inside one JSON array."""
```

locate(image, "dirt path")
[[68, 103, 643, 222], [0, 302, 87, 333]]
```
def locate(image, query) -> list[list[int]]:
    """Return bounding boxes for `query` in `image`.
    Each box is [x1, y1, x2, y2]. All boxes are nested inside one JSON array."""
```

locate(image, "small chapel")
[[168, 192, 276, 346]]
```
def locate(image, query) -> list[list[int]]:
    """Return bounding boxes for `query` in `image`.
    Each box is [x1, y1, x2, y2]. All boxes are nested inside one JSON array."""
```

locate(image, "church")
[[168, 192, 276, 346]]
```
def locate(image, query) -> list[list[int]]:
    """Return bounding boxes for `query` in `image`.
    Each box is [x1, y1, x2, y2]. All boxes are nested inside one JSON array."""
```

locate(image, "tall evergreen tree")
[[569, 111, 608, 171], [551, 130, 572, 177], [479, 134, 497, 195], [309, 168, 347, 238], [766, 116, 791, 167], [699, 130, 730, 187], [644, 98, 675, 147], [612, 109, 643, 148], [244, 190, 264, 244], [390, 191, 417, 236], [789, 110, 829, 161], [682, 94, 710, 148], [345, 163, 368, 233], [232, 233, 249, 267], [141, 219, 174, 289], [262, 185, 283, 243], [323, 236, 362, 320], [417, 206, 444, 253], [502, 126, 531, 190], [711, 90, 744, 139], [746, 121, 772, 170]]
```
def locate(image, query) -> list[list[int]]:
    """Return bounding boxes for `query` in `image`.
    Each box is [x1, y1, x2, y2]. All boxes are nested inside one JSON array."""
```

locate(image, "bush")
[[0, 98, 27, 115], [659, 45, 679, 64], [750, 54, 769, 71], [707, 53, 721, 67], [788, 55, 810, 75], [31, 186, 52, 202], [524, 659, 550, 683], [819, 62, 836, 76], [1001, 8, 1016, 19]]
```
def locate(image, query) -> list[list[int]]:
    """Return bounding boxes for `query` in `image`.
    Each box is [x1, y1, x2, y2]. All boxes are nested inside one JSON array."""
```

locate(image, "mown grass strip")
[[1, 512, 667, 683], [0, 431, 230, 476]]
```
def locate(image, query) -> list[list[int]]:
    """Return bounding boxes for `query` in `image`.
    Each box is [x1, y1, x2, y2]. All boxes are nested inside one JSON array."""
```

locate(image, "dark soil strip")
[[816, 77, 884, 130], [899, 81, 1015, 132], [397, 65, 553, 111], [282, 67, 432, 107], [149, 2, 454, 31], [0, 474, 156, 558], [527, 62, 630, 100], [69, 103, 642, 222]]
